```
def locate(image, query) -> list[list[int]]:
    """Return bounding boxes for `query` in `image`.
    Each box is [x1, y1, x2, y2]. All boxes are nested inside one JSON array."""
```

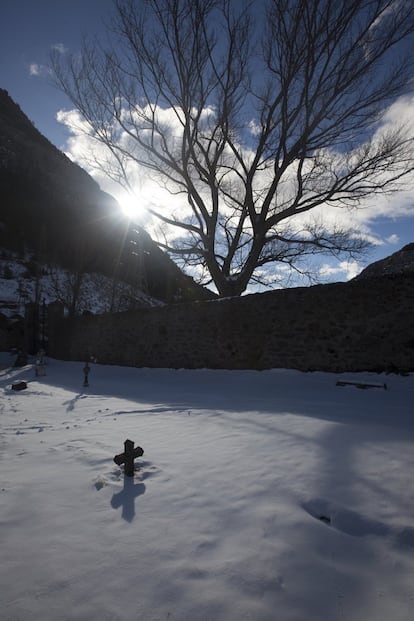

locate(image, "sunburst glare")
[[116, 192, 143, 220]]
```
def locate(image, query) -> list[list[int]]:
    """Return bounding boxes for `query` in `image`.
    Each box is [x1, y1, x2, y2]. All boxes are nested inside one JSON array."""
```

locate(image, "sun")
[[116, 181, 189, 226], [117, 192, 142, 219]]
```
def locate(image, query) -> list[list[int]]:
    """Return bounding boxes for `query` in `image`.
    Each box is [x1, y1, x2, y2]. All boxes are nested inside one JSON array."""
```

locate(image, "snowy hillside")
[[1, 356, 413, 621], [0, 250, 162, 318]]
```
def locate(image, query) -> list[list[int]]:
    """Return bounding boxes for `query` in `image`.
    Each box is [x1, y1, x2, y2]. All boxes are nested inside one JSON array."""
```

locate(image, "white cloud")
[[56, 109, 94, 140], [319, 260, 362, 281], [51, 43, 68, 54], [29, 63, 42, 76], [386, 234, 400, 245], [29, 42, 67, 78], [29, 62, 50, 77], [248, 119, 262, 136]]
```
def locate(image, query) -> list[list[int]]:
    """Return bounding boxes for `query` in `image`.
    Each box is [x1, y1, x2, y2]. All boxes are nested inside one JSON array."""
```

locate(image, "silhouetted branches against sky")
[[51, 0, 414, 296]]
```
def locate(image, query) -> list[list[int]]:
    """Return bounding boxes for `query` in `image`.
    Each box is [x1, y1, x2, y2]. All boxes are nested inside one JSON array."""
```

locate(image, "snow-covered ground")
[[1, 355, 413, 621]]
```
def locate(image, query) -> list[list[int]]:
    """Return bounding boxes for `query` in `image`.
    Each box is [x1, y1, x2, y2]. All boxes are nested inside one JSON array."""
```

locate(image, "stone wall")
[[48, 274, 414, 372]]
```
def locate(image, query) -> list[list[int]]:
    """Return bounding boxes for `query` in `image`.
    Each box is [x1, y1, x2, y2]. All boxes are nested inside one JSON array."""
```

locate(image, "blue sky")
[[1, 0, 414, 286], [1, 0, 113, 147]]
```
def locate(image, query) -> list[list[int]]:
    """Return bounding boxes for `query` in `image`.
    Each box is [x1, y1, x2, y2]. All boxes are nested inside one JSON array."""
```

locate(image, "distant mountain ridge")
[[0, 88, 214, 304], [354, 243, 414, 280]]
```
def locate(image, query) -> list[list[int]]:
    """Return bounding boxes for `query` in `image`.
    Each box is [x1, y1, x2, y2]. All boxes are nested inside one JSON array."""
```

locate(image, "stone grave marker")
[[113, 439, 144, 477]]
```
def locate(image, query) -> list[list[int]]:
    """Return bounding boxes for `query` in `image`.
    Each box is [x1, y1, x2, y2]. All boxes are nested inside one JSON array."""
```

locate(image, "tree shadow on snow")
[[25, 359, 414, 432], [294, 421, 414, 619]]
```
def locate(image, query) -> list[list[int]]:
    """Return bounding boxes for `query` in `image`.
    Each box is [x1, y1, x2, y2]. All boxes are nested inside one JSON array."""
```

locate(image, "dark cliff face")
[[0, 89, 214, 302], [0, 89, 124, 278]]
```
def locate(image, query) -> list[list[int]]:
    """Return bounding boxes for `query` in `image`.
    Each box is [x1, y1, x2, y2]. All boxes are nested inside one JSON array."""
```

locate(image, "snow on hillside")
[[1, 356, 413, 621], [0, 250, 162, 317]]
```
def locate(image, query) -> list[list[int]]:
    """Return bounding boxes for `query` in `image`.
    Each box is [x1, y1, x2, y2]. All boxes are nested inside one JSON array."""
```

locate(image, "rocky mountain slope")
[[354, 243, 414, 280], [0, 88, 214, 304]]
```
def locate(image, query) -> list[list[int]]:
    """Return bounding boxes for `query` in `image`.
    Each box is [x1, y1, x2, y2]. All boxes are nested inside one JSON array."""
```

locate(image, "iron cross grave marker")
[[113, 439, 144, 477]]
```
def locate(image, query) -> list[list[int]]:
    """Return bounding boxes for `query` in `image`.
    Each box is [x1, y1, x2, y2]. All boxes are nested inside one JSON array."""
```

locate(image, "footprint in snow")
[[303, 498, 389, 537], [302, 497, 414, 550]]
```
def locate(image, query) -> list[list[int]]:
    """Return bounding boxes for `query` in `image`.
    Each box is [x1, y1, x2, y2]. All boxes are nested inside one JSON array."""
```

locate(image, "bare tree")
[[51, 0, 414, 296], [49, 266, 87, 318]]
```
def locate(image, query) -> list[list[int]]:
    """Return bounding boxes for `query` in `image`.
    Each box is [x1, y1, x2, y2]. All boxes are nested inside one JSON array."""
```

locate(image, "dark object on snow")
[[83, 362, 90, 387], [13, 350, 27, 367], [336, 380, 387, 390], [114, 439, 144, 477], [12, 381, 27, 391], [318, 515, 331, 524]]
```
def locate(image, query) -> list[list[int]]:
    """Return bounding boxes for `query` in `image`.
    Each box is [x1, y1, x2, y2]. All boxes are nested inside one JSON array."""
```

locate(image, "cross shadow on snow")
[[110, 473, 146, 522]]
